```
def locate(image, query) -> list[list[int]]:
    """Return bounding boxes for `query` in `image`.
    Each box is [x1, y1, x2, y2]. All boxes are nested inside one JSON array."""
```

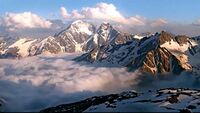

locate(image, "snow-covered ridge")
[[0, 20, 144, 58], [0, 20, 96, 57]]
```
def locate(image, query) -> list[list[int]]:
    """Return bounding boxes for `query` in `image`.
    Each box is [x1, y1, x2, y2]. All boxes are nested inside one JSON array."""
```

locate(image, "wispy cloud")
[[150, 19, 168, 27], [193, 19, 200, 26]]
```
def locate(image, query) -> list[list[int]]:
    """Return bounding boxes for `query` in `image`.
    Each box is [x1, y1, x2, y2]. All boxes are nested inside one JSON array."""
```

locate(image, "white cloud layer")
[[1, 12, 52, 31], [0, 53, 141, 111]]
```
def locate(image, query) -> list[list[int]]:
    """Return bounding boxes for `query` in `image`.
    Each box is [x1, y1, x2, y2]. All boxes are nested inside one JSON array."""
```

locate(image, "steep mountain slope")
[[188, 36, 200, 75], [75, 23, 140, 63], [75, 31, 198, 74], [29, 36, 62, 56], [40, 88, 200, 112], [54, 20, 95, 52], [29, 20, 96, 55], [82, 22, 137, 51], [83, 22, 119, 51], [128, 47, 186, 74]]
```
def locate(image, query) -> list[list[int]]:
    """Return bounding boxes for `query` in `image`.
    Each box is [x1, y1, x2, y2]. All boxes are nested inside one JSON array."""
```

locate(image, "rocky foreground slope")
[[40, 88, 200, 112]]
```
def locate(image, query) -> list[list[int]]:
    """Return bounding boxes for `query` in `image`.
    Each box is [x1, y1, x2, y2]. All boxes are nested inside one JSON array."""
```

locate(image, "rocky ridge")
[[40, 88, 200, 112]]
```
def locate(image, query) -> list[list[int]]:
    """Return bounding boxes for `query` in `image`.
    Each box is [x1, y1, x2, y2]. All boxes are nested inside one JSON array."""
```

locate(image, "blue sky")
[[0, 0, 200, 23]]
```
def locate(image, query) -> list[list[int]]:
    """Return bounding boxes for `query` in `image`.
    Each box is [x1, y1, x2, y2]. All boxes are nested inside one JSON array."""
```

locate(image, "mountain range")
[[0, 20, 200, 75], [1, 20, 200, 112]]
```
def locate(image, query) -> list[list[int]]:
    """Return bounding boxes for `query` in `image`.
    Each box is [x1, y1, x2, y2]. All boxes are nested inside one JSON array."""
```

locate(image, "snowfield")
[[0, 53, 200, 112]]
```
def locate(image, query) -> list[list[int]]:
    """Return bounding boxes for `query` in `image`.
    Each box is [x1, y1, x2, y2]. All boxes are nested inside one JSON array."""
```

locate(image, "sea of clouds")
[[0, 53, 199, 111], [0, 53, 141, 111]]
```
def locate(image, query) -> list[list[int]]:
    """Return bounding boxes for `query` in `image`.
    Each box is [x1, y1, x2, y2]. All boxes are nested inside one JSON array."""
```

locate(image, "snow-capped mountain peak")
[[96, 22, 120, 45], [97, 22, 118, 40], [51, 20, 96, 53], [69, 20, 95, 35]]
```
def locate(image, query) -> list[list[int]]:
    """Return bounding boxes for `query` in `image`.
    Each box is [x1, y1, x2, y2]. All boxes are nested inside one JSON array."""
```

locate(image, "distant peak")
[[102, 21, 109, 24], [160, 31, 173, 36], [71, 20, 85, 25], [100, 22, 111, 26], [99, 22, 112, 30], [158, 31, 174, 45]]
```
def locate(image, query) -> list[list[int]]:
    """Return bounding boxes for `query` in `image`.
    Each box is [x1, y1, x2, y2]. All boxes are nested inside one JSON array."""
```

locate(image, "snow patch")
[[134, 35, 144, 40], [161, 39, 197, 54], [75, 43, 82, 52], [93, 34, 98, 44]]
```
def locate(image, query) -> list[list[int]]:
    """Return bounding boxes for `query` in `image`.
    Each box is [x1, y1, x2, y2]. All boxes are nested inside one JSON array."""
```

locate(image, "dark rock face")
[[40, 91, 138, 113], [40, 88, 200, 112], [74, 47, 99, 62], [158, 31, 174, 45], [115, 33, 137, 44], [128, 47, 185, 74], [171, 55, 185, 74], [166, 94, 179, 103], [175, 35, 189, 46], [179, 109, 192, 113], [75, 23, 139, 63], [75, 40, 138, 64], [133, 47, 171, 74], [83, 23, 137, 52], [0, 40, 6, 54]]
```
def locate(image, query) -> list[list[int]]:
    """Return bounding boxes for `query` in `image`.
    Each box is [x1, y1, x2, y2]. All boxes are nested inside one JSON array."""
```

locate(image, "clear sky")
[[0, 0, 200, 23]]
